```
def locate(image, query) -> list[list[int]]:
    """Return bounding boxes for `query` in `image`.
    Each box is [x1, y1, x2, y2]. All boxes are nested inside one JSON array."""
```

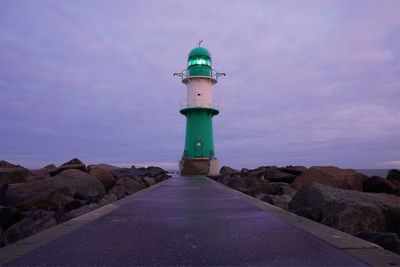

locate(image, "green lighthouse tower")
[[174, 43, 225, 175]]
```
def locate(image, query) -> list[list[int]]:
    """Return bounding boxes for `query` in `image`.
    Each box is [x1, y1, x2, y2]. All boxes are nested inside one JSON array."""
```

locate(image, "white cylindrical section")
[[186, 78, 213, 108]]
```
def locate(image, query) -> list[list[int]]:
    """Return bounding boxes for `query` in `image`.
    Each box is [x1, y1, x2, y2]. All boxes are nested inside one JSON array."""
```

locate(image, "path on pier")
[[5, 175, 368, 266]]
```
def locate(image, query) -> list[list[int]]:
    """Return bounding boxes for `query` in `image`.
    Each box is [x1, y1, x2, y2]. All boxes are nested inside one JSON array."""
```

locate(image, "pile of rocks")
[[0, 159, 170, 247], [209, 166, 400, 254]]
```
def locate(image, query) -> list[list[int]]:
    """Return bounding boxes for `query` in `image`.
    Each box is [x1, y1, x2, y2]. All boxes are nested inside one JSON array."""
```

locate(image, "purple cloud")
[[0, 0, 399, 169]]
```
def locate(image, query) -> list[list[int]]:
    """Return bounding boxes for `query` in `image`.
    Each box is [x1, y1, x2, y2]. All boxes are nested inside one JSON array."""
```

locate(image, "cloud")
[[0, 0, 399, 169]]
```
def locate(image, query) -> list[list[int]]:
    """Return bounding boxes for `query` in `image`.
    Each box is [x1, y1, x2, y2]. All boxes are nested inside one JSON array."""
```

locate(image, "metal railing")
[[174, 68, 226, 81]]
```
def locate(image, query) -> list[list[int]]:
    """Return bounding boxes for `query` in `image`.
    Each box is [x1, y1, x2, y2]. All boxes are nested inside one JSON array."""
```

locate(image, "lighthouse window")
[[188, 58, 211, 67]]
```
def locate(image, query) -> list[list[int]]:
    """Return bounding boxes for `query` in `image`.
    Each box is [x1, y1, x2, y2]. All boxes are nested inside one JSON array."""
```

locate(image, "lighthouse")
[[174, 42, 225, 176]]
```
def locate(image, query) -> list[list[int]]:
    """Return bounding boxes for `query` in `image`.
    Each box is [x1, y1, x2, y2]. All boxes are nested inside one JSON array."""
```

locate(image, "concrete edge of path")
[[0, 177, 172, 265], [206, 177, 400, 267]]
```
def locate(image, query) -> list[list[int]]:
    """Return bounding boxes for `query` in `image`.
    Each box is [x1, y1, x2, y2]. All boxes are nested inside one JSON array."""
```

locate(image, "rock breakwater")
[[0, 158, 171, 247], [209, 165, 400, 254]]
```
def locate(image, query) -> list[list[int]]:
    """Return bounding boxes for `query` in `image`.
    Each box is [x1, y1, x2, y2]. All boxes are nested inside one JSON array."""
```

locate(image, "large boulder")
[[291, 166, 364, 191], [5, 180, 74, 211], [0, 229, 7, 247], [240, 168, 250, 176], [0, 161, 18, 168], [130, 167, 150, 177], [363, 176, 395, 194], [278, 166, 307, 176], [0, 183, 8, 205], [356, 232, 400, 254], [5, 209, 56, 243], [247, 166, 272, 178], [259, 194, 294, 210], [49, 158, 87, 176], [100, 177, 145, 205], [154, 173, 171, 183], [222, 173, 247, 191], [289, 183, 400, 235], [263, 169, 297, 183], [111, 167, 149, 179], [0, 160, 31, 185], [0, 206, 21, 230], [51, 169, 105, 202], [25, 165, 56, 183], [143, 177, 156, 186], [220, 166, 239, 176], [387, 169, 400, 186], [111, 168, 132, 179], [87, 164, 119, 191], [251, 182, 296, 197], [147, 166, 166, 177], [60, 203, 100, 222], [31, 164, 56, 177]]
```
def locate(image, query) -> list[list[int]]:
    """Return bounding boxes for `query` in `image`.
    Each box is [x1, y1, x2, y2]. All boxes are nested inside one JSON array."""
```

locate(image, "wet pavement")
[[6, 176, 369, 266]]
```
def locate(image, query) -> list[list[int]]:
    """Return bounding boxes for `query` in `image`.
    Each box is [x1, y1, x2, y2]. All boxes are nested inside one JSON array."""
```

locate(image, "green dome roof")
[[188, 47, 211, 59]]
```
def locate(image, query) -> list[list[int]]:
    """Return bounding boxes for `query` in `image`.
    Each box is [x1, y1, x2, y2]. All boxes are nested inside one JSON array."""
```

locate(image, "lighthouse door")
[[194, 137, 203, 157]]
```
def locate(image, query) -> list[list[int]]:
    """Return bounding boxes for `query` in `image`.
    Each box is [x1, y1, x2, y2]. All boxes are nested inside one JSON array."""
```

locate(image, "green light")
[[187, 57, 211, 67]]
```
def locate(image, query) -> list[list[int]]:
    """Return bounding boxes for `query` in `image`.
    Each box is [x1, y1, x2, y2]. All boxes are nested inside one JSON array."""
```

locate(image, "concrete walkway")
[[3, 176, 373, 266]]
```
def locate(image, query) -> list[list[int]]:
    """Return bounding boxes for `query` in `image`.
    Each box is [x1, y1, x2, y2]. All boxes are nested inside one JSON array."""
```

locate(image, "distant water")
[[356, 169, 390, 178]]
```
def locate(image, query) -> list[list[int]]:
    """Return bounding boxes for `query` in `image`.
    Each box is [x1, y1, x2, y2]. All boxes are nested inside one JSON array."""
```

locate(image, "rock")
[[52, 169, 105, 202], [25, 175, 49, 183], [49, 158, 87, 176], [387, 169, 400, 186], [243, 176, 261, 188], [222, 174, 246, 190], [64, 199, 83, 212], [101, 177, 146, 204], [143, 177, 156, 186], [291, 166, 364, 191], [111, 167, 171, 183], [87, 164, 119, 191], [0, 161, 31, 185], [363, 176, 395, 194], [0, 161, 17, 168], [356, 232, 400, 254], [260, 182, 296, 196], [0, 183, 8, 205], [289, 183, 400, 235], [31, 164, 56, 177], [5, 180, 74, 211], [111, 167, 149, 179], [60, 203, 100, 222], [111, 168, 131, 179], [278, 166, 307, 176], [131, 167, 150, 177], [247, 166, 271, 178], [0, 229, 8, 248], [220, 166, 239, 176], [240, 168, 250, 176], [0, 229, 8, 247], [6, 209, 56, 243], [154, 173, 171, 183], [147, 166, 165, 177], [0, 206, 21, 230], [260, 194, 274, 204], [260, 194, 293, 210], [115, 177, 145, 194], [249, 181, 296, 197], [263, 169, 297, 183], [392, 188, 400, 197]]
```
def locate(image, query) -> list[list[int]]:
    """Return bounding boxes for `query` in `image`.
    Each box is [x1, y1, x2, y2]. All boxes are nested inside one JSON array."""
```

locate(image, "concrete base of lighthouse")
[[179, 158, 219, 176]]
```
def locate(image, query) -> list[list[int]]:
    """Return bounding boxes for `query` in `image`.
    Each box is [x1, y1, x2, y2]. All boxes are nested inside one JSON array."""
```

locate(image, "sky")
[[0, 0, 399, 170]]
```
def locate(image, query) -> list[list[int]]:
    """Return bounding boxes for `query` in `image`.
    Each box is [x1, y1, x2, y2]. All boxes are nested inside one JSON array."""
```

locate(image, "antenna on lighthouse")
[[197, 40, 203, 47]]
